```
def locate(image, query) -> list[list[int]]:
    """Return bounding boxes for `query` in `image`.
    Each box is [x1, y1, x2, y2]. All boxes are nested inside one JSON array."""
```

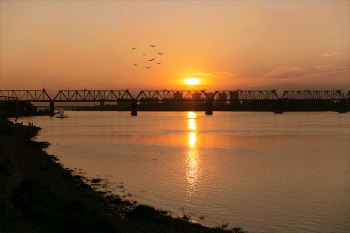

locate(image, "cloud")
[[313, 53, 341, 57], [195, 71, 234, 77], [192, 71, 238, 90], [265, 66, 304, 79], [195, 72, 212, 77], [311, 64, 333, 68], [264, 64, 349, 80]]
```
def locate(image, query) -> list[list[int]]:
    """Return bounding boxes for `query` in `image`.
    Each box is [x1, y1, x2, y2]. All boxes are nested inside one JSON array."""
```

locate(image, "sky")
[[1, 0, 349, 92]]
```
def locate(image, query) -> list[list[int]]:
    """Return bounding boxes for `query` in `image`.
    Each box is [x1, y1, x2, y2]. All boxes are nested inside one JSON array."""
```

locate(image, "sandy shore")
[[0, 120, 245, 233]]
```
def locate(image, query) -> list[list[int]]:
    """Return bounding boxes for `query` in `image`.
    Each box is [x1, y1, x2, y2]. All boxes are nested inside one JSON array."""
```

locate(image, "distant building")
[[174, 91, 183, 100], [139, 98, 159, 105], [230, 91, 239, 100], [217, 92, 228, 105], [192, 93, 201, 100], [117, 100, 132, 110], [206, 92, 215, 100]]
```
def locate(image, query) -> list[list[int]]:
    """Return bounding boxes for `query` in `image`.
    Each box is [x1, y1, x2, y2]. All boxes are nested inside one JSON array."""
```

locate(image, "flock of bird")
[[132, 45, 163, 69]]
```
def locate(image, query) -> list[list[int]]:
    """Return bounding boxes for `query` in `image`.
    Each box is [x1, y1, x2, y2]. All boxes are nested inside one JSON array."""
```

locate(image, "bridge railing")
[[280, 90, 347, 100], [0, 95, 18, 101], [0, 90, 51, 101], [137, 90, 215, 101], [53, 90, 134, 101], [345, 91, 350, 100], [136, 90, 284, 101], [0, 89, 348, 102], [214, 90, 280, 101]]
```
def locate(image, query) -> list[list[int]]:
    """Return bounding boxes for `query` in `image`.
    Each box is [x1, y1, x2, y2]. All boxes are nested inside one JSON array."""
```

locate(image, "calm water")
[[15, 111, 349, 232]]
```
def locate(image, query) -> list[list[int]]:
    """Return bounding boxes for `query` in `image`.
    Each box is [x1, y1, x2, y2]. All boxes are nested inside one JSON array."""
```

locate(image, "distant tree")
[[18, 101, 37, 111]]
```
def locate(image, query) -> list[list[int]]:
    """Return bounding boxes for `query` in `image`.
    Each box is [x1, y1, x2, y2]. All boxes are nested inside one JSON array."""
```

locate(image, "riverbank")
[[0, 119, 246, 233]]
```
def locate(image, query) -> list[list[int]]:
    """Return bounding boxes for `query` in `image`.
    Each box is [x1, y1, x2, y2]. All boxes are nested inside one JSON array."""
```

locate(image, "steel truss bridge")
[[1, 89, 348, 115], [1, 89, 349, 102]]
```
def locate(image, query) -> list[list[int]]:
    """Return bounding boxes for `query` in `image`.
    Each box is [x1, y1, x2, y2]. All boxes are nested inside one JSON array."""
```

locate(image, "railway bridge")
[[1, 89, 349, 116]]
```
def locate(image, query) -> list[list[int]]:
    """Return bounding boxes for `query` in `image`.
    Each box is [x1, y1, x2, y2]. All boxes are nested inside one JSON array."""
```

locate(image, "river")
[[14, 111, 350, 233]]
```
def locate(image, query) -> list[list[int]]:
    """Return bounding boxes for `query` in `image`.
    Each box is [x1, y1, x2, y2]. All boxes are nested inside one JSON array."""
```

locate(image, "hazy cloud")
[[195, 72, 234, 77], [265, 66, 304, 79], [195, 72, 212, 77], [311, 64, 333, 68], [313, 53, 341, 57], [264, 64, 349, 80]]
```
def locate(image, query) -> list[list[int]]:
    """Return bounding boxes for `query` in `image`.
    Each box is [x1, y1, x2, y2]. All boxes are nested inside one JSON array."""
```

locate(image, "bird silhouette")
[[146, 66, 151, 69], [150, 45, 156, 47], [134, 64, 138, 66], [158, 53, 163, 55], [157, 62, 161, 64], [132, 48, 136, 50], [148, 58, 156, 61], [143, 54, 146, 56]]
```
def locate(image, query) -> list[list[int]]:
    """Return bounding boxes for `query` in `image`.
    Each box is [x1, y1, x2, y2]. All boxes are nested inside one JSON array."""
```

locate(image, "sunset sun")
[[184, 78, 200, 85]]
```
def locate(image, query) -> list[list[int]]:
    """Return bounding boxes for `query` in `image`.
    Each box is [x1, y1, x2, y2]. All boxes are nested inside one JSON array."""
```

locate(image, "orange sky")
[[1, 1, 349, 92]]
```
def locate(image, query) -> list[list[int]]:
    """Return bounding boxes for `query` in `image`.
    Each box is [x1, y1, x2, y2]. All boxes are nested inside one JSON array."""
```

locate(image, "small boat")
[[56, 109, 68, 118]]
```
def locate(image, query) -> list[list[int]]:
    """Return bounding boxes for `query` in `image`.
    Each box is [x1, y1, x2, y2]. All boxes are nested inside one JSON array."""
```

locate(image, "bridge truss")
[[0, 89, 349, 102], [53, 90, 134, 102], [280, 90, 349, 100]]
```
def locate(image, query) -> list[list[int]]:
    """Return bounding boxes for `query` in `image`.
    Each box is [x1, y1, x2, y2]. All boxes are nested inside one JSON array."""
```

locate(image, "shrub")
[[91, 178, 102, 183], [126, 204, 168, 224], [65, 200, 88, 217], [44, 212, 65, 231], [0, 162, 9, 173], [15, 179, 120, 232], [61, 215, 88, 233], [91, 217, 118, 233], [23, 140, 50, 149]]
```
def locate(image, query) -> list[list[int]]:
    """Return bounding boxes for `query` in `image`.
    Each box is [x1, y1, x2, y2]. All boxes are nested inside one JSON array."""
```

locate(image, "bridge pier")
[[205, 101, 213, 115], [338, 100, 347, 113], [50, 101, 55, 117], [274, 100, 284, 114], [100, 100, 104, 107], [131, 100, 137, 116], [15, 102, 19, 118]]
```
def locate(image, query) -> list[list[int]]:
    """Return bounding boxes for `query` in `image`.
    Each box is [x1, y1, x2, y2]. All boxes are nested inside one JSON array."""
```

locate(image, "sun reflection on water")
[[188, 111, 196, 119], [188, 119, 196, 130], [186, 112, 201, 197], [188, 132, 196, 147]]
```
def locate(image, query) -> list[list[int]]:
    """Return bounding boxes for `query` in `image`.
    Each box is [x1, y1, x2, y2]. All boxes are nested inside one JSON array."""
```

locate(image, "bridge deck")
[[0, 90, 349, 102]]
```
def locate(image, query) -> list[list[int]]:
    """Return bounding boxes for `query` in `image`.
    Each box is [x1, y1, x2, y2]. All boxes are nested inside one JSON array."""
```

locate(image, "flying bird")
[[150, 45, 156, 47], [134, 64, 138, 66], [146, 66, 151, 69], [143, 54, 146, 56], [157, 62, 161, 64], [132, 48, 136, 50], [158, 53, 163, 55], [148, 58, 155, 61]]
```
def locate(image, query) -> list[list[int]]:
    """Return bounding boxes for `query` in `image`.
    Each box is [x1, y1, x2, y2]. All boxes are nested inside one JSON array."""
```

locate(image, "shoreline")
[[0, 119, 246, 233]]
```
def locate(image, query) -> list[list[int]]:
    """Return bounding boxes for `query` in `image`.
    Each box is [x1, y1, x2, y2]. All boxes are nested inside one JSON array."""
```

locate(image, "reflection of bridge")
[[1, 89, 349, 115]]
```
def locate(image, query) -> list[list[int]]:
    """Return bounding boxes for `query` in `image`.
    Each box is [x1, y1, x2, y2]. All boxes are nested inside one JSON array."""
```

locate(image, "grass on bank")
[[3, 177, 247, 233], [11, 179, 119, 233], [0, 159, 11, 176]]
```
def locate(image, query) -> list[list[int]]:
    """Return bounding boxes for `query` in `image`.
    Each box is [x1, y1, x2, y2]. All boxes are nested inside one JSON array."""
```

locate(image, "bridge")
[[1, 89, 349, 115]]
